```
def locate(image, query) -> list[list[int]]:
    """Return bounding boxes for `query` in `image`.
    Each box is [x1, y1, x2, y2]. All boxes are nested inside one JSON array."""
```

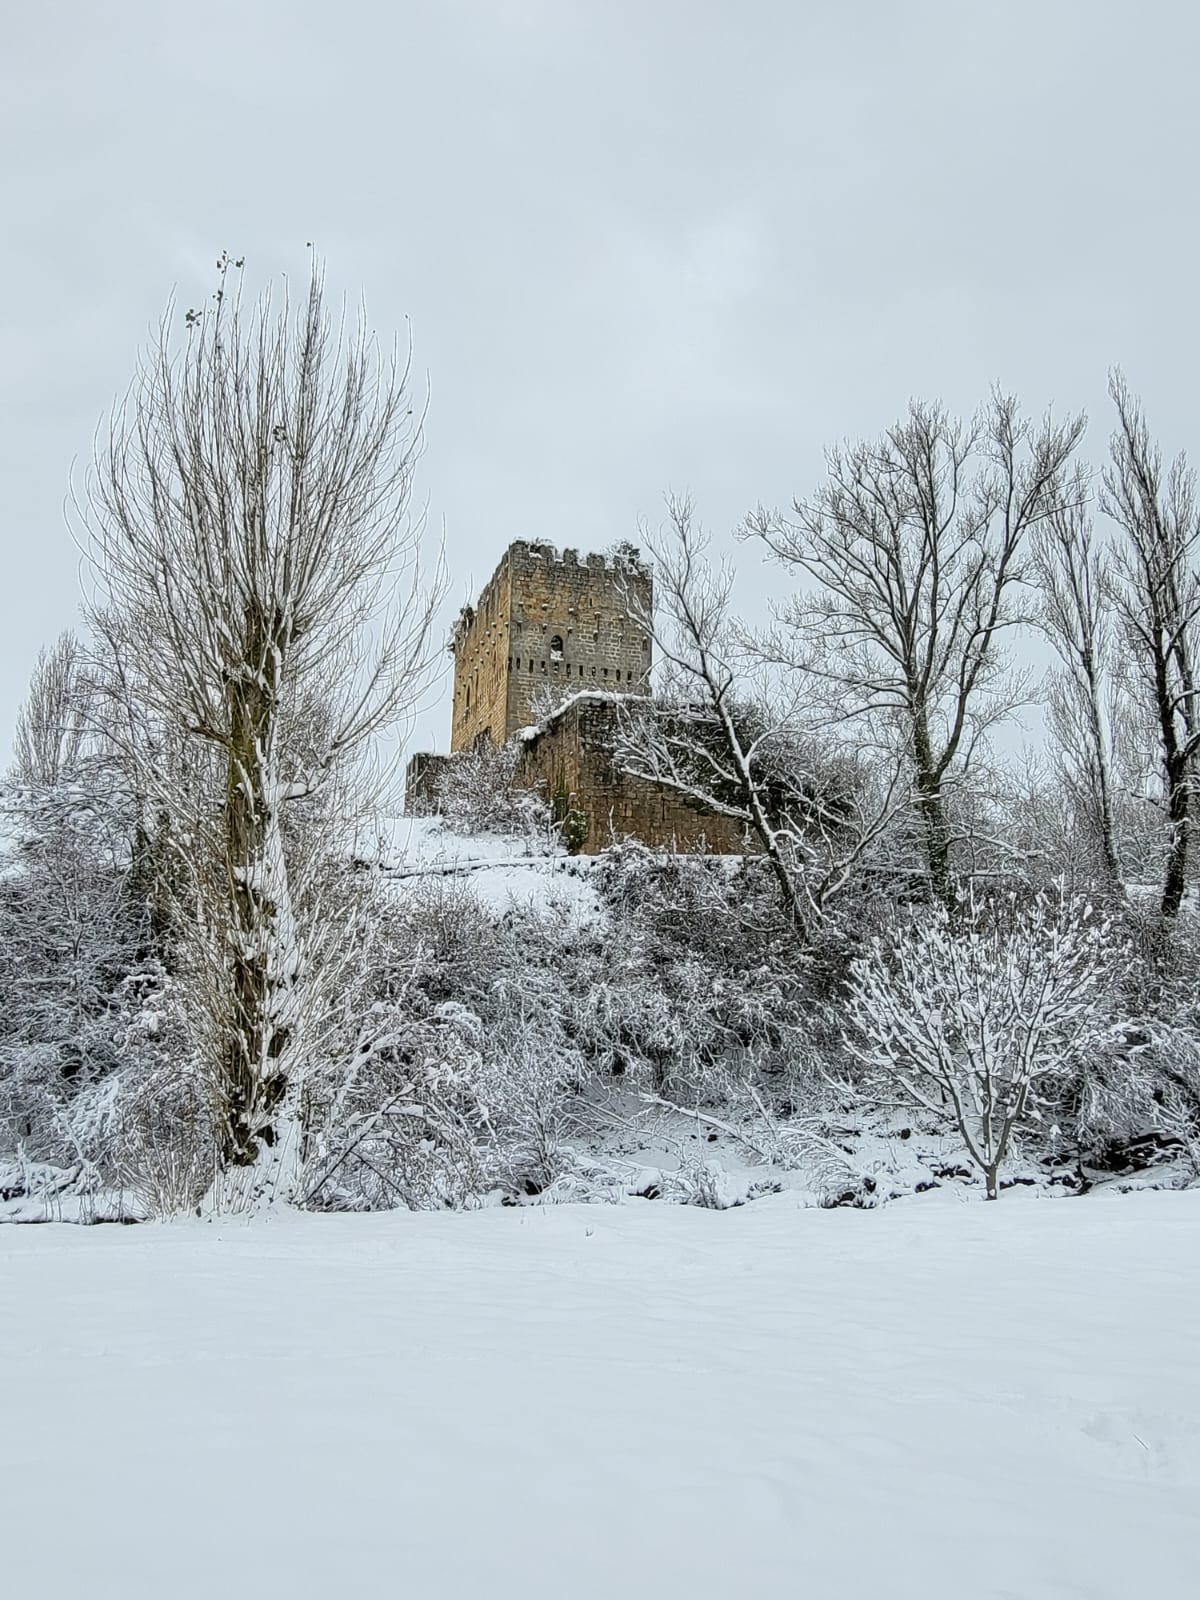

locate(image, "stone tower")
[[448, 540, 653, 750]]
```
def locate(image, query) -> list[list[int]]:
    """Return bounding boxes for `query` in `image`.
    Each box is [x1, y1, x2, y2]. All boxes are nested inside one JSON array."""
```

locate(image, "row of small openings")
[[514, 623, 648, 648], [508, 658, 629, 681]]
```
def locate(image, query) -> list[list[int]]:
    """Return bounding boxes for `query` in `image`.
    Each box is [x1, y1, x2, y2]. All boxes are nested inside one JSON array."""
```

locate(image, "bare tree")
[[1102, 372, 1200, 919], [12, 633, 94, 789], [1, 640, 149, 1174], [79, 255, 444, 1186], [742, 394, 1086, 906], [614, 498, 901, 940], [1031, 479, 1126, 899]]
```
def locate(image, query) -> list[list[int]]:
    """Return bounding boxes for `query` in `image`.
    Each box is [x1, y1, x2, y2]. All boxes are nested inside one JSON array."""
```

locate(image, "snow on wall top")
[[514, 688, 641, 744]]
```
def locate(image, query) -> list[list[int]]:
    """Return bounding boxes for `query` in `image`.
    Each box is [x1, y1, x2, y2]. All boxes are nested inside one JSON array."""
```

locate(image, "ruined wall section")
[[515, 696, 749, 856], [403, 751, 452, 812], [504, 544, 653, 736]]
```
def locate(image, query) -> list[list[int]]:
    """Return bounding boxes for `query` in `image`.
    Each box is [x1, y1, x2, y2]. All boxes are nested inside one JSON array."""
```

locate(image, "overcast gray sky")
[[3, 0, 1197, 763]]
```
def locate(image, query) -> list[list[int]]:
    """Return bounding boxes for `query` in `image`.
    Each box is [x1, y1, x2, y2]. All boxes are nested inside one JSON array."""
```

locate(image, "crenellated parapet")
[[504, 539, 650, 577]]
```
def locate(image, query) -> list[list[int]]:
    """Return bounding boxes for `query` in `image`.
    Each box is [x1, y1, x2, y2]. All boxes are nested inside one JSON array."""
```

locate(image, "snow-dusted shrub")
[[299, 882, 591, 1209], [1060, 910, 1200, 1177], [592, 844, 817, 1108], [1066, 1021, 1200, 1179], [103, 974, 216, 1214], [0, 961, 214, 1216], [301, 1002, 492, 1209], [0, 780, 149, 1167], [396, 873, 509, 1007], [473, 1015, 586, 1196], [301, 995, 587, 1210], [846, 887, 1117, 1198], [432, 740, 551, 837], [1074, 898, 1200, 1156]]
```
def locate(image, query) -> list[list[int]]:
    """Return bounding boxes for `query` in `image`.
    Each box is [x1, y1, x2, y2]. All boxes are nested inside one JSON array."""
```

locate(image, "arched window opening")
[[549, 635, 564, 661]]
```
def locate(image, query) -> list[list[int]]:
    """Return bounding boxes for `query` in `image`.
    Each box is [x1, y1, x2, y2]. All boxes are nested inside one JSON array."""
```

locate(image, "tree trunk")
[[219, 609, 293, 1166], [1082, 660, 1124, 898], [714, 696, 811, 941], [911, 708, 953, 908], [1162, 758, 1190, 920]]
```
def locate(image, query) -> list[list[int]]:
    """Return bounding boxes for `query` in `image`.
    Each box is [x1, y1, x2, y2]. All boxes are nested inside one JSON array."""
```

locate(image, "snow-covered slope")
[[2, 1191, 1196, 1598], [373, 813, 601, 918]]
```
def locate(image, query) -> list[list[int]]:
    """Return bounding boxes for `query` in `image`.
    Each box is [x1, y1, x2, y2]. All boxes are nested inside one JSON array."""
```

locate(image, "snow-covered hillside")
[[375, 813, 602, 918], [3, 1191, 1196, 1599]]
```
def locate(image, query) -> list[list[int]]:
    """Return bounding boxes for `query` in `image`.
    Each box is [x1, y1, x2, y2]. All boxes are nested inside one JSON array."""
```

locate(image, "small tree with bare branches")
[[847, 887, 1115, 1199]]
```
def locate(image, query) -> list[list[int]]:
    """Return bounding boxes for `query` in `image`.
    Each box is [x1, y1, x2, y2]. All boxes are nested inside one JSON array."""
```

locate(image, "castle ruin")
[[405, 540, 747, 855]]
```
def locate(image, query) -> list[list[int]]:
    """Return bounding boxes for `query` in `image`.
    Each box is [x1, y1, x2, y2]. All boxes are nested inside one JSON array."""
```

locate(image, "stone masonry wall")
[[449, 555, 513, 751], [403, 751, 452, 812], [514, 696, 749, 856]]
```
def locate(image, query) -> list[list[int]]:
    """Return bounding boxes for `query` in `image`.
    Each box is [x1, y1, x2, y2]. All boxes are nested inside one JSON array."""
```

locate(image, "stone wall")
[[449, 555, 513, 751], [514, 695, 749, 856], [449, 541, 653, 752]]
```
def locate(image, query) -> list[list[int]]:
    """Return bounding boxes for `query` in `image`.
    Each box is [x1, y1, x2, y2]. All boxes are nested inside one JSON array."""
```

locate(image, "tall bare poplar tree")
[[1102, 372, 1200, 921], [1031, 485, 1126, 899], [81, 257, 442, 1182], [11, 632, 94, 789]]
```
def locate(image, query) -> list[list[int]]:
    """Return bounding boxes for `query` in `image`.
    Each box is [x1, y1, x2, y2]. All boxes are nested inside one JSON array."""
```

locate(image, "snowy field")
[[2, 1192, 1197, 1600]]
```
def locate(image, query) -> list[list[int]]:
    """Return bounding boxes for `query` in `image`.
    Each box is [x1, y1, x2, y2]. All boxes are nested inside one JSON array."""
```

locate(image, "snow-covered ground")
[[373, 812, 601, 918], [2, 1191, 1196, 1598]]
